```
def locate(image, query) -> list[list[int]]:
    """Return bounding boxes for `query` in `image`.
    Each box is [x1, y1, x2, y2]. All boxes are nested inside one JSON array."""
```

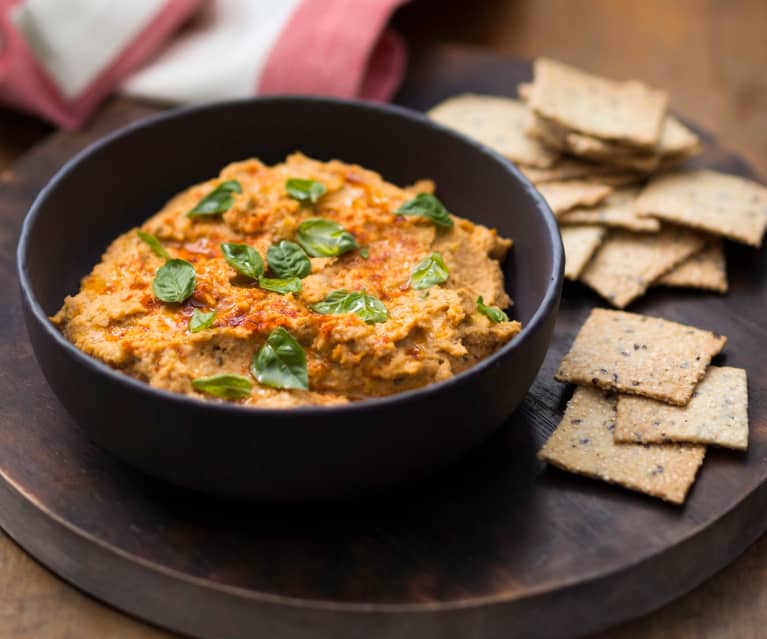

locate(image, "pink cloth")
[[0, 0, 408, 129], [259, 0, 407, 102]]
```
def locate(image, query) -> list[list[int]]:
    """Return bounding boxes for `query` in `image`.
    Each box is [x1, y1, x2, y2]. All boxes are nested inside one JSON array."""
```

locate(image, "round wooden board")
[[1, 47, 766, 639]]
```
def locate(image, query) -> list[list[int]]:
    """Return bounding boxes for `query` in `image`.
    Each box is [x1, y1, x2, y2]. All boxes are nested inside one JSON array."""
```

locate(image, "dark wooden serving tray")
[[1, 46, 766, 639]]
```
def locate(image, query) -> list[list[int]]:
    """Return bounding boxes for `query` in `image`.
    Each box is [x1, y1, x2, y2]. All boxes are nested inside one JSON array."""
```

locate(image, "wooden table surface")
[[2, 1, 766, 637]]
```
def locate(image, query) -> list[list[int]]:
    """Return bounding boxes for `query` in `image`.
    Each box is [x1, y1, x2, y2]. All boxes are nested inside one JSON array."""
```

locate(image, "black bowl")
[[18, 97, 562, 502]]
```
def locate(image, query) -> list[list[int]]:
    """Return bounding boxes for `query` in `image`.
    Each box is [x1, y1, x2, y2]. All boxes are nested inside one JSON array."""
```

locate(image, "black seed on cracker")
[[554, 308, 727, 405], [538, 386, 705, 504], [614, 366, 748, 450]]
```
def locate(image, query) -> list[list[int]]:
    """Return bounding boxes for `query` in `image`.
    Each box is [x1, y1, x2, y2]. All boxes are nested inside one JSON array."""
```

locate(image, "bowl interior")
[[21, 97, 560, 359]]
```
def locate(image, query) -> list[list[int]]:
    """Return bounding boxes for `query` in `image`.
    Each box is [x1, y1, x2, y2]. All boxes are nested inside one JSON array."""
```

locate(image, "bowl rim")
[[17, 95, 563, 417]]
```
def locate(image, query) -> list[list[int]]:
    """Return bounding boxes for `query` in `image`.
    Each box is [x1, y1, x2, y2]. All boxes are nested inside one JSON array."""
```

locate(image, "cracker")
[[527, 113, 699, 170], [537, 180, 612, 215], [520, 159, 643, 187], [660, 116, 701, 156], [518, 82, 533, 101], [615, 366, 748, 450], [579, 226, 707, 307], [565, 132, 662, 172], [568, 115, 699, 158], [562, 225, 607, 280], [554, 308, 727, 405], [538, 386, 706, 504], [527, 115, 662, 172], [655, 239, 728, 293], [635, 170, 767, 247], [559, 188, 660, 232], [427, 94, 559, 168], [529, 58, 668, 148]]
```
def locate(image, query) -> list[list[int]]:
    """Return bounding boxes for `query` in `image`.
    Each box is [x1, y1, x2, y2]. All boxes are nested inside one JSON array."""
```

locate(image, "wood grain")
[[1, 0, 767, 634]]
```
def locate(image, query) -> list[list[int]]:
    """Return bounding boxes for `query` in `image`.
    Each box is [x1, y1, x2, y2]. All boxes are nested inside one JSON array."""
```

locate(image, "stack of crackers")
[[428, 58, 767, 308], [538, 308, 748, 504]]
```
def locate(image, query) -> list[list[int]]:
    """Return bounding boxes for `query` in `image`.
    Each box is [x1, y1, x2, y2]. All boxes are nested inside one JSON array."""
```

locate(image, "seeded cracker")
[[559, 188, 661, 232], [579, 226, 707, 308], [538, 386, 705, 504], [615, 367, 748, 450], [537, 181, 612, 215], [555, 308, 727, 405], [427, 94, 559, 168], [562, 225, 607, 279], [635, 170, 767, 247], [655, 239, 728, 293], [520, 159, 643, 187], [529, 58, 668, 148], [526, 116, 662, 173], [529, 113, 699, 161]]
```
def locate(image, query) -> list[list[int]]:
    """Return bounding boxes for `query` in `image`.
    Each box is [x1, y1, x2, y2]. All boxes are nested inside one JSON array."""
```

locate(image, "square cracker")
[[520, 77, 698, 157], [554, 308, 727, 405], [537, 180, 612, 215], [659, 116, 702, 156], [579, 225, 707, 308], [528, 58, 668, 148], [520, 160, 643, 187], [527, 114, 698, 172], [558, 188, 660, 232], [655, 239, 728, 293], [427, 94, 559, 168], [615, 367, 748, 450], [561, 225, 606, 280], [565, 131, 662, 172], [538, 386, 705, 504], [526, 116, 661, 172], [635, 170, 767, 247]]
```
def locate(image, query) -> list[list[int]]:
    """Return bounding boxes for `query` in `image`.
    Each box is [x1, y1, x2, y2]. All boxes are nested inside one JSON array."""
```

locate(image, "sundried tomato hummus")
[[52, 153, 521, 407]]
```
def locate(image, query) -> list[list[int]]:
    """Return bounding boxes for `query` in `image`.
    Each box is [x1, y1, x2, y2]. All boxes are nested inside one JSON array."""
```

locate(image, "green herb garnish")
[[187, 180, 242, 217], [251, 327, 309, 390], [409, 252, 449, 290], [396, 193, 453, 228], [311, 289, 388, 324], [296, 218, 358, 257], [192, 374, 252, 399], [286, 178, 326, 205], [476, 296, 508, 323], [152, 259, 196, 303], [359, 247, 369, 259], [259, 276, 302, 295], [266, 240, 311, 278], [189, 309, 216, 332], [137, 229, 170, 259], [221, 242, 264, 279]]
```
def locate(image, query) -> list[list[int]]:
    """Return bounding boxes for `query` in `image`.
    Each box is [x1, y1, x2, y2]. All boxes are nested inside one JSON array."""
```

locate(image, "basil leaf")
[[189, 309, 216, 332], [221, 242, 264, 279], [187, 180, 242, 217], [259, 276, 302, 295], [137, 229, 170, 259], [296, 218, 358, 257], [192, 374, 252, 399], [476, 296, 509, 323], [152, 259, 195, 303], [266, 240, 311, 278], [286, 178, 326, 204], [251, 327, 309, 390], [359, 247, 369, 259], [409, 252, 449, 290], [396, 193, 454, 228], [311, 289, 388, 324]]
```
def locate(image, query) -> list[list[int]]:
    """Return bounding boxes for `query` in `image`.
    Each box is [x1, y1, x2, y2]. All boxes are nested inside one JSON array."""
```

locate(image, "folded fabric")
[[0, 0, 407, 129]]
